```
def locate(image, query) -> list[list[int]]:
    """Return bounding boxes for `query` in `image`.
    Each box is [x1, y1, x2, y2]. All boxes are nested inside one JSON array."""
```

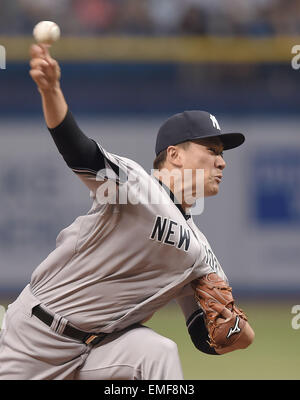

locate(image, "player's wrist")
[[38, 83, 61, 96]]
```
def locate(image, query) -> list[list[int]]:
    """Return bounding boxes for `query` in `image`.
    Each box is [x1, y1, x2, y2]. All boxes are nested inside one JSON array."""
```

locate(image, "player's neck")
[[153, 168, 194, 213]]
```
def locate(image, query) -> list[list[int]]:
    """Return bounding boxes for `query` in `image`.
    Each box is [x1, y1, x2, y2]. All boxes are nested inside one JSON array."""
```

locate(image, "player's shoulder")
[[98, 142, 143, 167], [114, 153, 144, 171]]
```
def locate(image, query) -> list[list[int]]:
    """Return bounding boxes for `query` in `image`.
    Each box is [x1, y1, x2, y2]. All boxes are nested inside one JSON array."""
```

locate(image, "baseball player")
[[0, 44, 254, 380]]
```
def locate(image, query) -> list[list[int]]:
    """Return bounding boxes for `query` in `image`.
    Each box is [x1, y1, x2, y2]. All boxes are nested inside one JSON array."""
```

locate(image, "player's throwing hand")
[[29, 44, 61, 92]]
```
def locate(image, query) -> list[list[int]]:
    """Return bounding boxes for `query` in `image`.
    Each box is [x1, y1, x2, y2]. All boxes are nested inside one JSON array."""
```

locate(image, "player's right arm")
[[29, 44, 121, 193], [29, 44, 67, 129]]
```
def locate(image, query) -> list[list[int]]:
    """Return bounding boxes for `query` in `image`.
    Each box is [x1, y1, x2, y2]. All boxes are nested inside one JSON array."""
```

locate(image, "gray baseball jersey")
[[30, 143, 227, 334]]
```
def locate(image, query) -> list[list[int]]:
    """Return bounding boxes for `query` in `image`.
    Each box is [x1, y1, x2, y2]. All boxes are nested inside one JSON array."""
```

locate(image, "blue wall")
[[1, 62, 299, 116]]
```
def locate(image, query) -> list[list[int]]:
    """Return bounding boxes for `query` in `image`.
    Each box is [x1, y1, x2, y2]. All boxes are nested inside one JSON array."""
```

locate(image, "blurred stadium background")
[[0, 0, 299, 380]]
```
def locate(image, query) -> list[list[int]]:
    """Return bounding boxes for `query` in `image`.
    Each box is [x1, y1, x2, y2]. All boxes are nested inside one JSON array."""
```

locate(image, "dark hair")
[[153, 149, 167, 170], [153, 141, 191, 170]]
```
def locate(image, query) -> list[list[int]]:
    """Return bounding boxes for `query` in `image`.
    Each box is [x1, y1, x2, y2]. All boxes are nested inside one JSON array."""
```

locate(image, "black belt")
[[32, 305, 107, 346]]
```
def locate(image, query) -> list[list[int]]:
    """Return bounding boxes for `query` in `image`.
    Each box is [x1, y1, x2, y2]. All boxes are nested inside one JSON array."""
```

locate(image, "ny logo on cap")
[[210, 114, 221, 130]]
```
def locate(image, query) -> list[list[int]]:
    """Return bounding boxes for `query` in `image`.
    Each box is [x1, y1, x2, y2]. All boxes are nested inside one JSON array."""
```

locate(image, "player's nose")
[[215, 155, 226, 170]]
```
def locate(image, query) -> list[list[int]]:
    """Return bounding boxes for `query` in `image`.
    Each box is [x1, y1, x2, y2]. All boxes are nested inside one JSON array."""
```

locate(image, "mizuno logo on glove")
[[226, 316, 241, 338]]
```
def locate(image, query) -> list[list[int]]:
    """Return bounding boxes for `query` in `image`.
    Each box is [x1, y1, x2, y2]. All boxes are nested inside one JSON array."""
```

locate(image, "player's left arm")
[[191, 274, 255, 355], [176, 294, 219, 355], [176, 281, 254, 356]]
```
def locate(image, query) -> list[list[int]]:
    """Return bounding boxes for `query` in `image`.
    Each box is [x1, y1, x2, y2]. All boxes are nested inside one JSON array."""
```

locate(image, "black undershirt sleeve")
[[186, 309, 219, 355], [47, 109, 107, 173]]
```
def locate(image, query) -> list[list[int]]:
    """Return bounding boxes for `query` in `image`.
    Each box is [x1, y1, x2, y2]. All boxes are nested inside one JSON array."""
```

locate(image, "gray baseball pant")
[[0, 285, 184, 380]]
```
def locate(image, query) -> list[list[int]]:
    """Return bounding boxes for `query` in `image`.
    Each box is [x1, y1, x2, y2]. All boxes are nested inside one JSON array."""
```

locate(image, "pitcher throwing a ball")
[[0, 40, 254, 379]]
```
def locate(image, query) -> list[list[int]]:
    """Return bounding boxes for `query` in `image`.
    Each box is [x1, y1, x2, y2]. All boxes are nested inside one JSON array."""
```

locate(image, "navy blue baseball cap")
[[155, 110, 245, 155]]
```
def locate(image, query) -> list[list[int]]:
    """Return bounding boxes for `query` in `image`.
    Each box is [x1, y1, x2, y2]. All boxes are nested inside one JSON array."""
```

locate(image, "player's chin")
[[204, 184, 220, 197]]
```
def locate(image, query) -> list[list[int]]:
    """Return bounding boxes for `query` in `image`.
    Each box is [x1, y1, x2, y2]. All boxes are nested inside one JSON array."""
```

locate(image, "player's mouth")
[[215, 175, 222, 183]]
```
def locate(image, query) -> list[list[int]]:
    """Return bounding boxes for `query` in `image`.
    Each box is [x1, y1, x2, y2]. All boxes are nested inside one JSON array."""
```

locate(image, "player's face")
[[180, 138, 226, 198]]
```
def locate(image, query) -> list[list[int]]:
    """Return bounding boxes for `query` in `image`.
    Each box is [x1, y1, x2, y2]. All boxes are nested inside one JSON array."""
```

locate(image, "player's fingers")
[[30, 44, 56, 68], [29, 69, 46, 80], [30, 58, 60, 86], [29, 69, 49, 87], [29, 45, 60, 87], [29, 44, 45, 60], [30, 58, 50, 70], [40, 44, 51, 56], [38, 44, 60, 75], [45, 58, 61, 81], [40, 44, 55, 65]]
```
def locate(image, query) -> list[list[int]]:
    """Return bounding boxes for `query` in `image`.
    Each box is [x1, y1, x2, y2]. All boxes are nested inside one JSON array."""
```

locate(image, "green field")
[[1, 298, 299, 380], [145, 301, 300, 380]]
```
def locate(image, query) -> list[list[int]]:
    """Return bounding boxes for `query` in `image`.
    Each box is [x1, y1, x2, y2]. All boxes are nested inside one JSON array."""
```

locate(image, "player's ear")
[[166, 145, 183, 168]]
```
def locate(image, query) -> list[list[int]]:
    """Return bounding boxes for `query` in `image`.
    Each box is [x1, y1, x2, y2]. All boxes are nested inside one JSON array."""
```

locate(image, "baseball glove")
[[191, 273, 254, 354]]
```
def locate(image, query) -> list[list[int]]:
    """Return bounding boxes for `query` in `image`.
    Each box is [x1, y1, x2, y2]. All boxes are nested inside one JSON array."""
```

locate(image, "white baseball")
[[33, 21, 60, 45]]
